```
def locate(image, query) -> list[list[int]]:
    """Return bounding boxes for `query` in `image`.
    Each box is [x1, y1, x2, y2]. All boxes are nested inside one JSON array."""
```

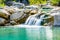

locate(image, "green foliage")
[[51, 0, 60, 6], [29, 0, 60, 6], [0, 0, 5, 7], [29, 0, 47, 5], [0, 0, 60, 7]]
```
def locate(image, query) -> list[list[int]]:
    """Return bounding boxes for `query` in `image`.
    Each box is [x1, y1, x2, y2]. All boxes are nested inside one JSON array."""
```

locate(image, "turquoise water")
[[0, 26, 60, 40], [42, 7, 53, 13]]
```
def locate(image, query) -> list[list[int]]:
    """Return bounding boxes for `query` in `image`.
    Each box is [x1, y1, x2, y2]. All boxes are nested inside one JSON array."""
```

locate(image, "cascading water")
[[35, 14, 45, 26], [25, 15, 36, 25], [25, 14, 46, 26]]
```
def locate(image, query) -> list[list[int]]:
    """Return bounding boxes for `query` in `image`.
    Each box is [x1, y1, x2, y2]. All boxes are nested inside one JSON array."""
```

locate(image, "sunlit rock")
[[49, 7, 60, 26], [24, 5, 38, 10], [30, 10, 38, 15], [0, 9, 10, 19], [4, 6, 15, 14], [24, 5, 38, 16], [10, 10, 25, 24]]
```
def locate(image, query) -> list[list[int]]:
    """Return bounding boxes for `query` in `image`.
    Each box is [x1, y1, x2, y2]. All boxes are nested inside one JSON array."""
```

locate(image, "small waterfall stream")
[[35, 14, 45, 26], [25, 14, 46, 26]]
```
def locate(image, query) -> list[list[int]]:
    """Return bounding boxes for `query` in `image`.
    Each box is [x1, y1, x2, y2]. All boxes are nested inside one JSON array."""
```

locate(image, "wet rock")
[[43, 15, 54, 26], [35, 12, 54, 26]]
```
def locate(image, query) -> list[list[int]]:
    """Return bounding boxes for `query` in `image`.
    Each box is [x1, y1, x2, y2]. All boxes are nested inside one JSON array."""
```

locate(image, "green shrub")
[[29, 0, 47, 5], [0, 0, 60, 7]]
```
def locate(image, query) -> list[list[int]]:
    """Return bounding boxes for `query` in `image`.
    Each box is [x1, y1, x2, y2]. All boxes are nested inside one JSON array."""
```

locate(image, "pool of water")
[[0, 26, 60, 40], [41, 7, 53, 13]]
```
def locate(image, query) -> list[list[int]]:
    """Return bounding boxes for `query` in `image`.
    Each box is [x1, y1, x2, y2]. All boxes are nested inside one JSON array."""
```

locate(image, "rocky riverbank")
[[0, 3, 54, 26]]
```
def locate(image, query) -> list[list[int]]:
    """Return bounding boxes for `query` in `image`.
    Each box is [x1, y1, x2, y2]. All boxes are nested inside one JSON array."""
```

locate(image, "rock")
[[50, 8, 60, 26], [4, 6, 15, 14], [12, 2, 25, 9], [29, 10, 38, 15], [5, 1, 14, 6], [24, 5, 39, 16], [43, 15, 54, 26], [0, 9, 10, 19], [24, 9, 31, 14], [10, 21, 18, 25], [25, 5, 39, 10], [0, 18, 7, 26], [10, 10, 25, 24]]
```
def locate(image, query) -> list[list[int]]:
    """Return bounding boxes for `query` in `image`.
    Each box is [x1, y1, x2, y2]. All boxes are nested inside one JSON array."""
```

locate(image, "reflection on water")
[[26, 27, 53, 40], [45, 27, 53, 40], [0, 26, 60, 40], [26, 28, 40, 40]]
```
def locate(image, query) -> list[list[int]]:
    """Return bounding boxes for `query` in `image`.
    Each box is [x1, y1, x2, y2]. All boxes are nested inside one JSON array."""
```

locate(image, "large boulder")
[[4, 6, 16, 14], [42, 14, 54, 26], [10, 9, 25, 24], [24, 5, 39, 16], [0, 18, 7, 26], [5, 1, 14, 6], [0, 9, 10, 19], [12, 2, 25, 9], [49, 7, 60, 26]]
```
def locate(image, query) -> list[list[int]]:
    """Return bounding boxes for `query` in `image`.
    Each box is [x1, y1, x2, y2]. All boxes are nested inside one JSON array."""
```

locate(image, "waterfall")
[[25, 14, 45, 26], [25, 15, 36, 25], [35, 14, 45, 26]]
